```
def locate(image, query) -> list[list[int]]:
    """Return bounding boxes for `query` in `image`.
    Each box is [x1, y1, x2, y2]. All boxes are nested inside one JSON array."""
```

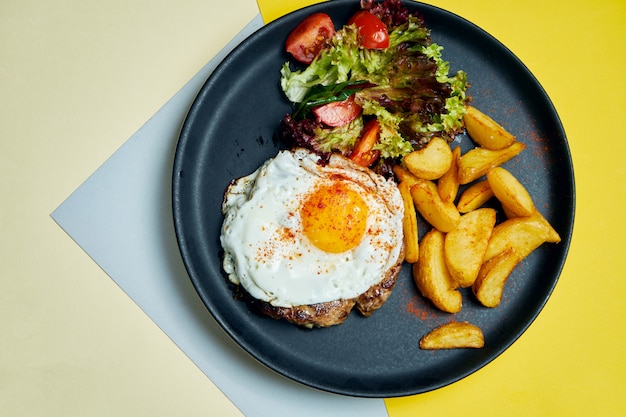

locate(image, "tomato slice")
[[312, 95, 362, 127], [285, 13, 335, 64], [350, 119, 381, 167], [348, 11, 389, 50]]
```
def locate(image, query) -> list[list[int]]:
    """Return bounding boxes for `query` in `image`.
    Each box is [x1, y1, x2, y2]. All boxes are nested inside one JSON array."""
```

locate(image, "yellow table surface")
[[1, 0, 624, 416]]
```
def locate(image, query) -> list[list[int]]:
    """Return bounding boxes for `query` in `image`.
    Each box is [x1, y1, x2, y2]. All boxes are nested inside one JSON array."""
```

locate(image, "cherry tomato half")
[[349, 119, 381, 167], [286, 13, 335, 64], [312, 95, 362, 127], [348, 11, 389, 50]]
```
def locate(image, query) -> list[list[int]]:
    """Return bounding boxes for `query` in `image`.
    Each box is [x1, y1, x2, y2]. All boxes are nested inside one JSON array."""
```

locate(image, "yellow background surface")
[[1, 0, 624, 416]]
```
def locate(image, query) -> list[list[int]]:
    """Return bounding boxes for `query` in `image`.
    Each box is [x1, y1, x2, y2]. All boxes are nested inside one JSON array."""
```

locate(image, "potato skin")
[[419, 321, 485, 349], [444, 208, 497, 288], [458, 141, 525, 184], [472, 248, 520, 308], [398, 181, 419, 263], [404, 137, 453, 180], [463, 105, 516, 150], [410, 179, 460, 233], [438, 146, 461, 204], [487, 167, 535, 217], [484, 215, 550, 262], [456, 180, 493, 213], [413, 229, 462, 313]]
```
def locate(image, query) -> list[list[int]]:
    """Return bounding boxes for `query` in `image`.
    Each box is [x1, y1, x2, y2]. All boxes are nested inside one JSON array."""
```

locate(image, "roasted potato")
[[487, 167, 535, 217], [533, 211, 561, 243], [410, 179, 460, 233], [393, 164, 419, 186], [437, 146, 461, 204], [413, 229, 462, 313], [396, 105, 561, 321], [483, 215, 550, 262], [456, 179, 494, 213], [404, 137, 453, 180], [463, 105, 516, 150], [457, 141, 526, 184], [419, 321, 485, 349], [398, 181, 419, 263], [472, 248, 521, 308], [502, 205, 518, 220], [494, 188, 561, 244], [444, 208, 497, 287]]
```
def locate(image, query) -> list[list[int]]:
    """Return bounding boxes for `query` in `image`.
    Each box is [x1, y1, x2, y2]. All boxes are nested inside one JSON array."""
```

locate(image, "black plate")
[[172, 0, 574, 398]]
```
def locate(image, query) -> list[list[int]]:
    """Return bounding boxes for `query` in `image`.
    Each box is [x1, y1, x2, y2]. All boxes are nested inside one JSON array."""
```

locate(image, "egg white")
[[220, 148, 404, 308]]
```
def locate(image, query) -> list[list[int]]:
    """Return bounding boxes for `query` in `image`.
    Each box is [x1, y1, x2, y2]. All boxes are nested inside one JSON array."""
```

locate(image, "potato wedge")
[[404, 137, 453, 180], [398, 181, 419, 263], [438, 146, 461, 204], [472, 248, 521, 308], [457, 141, 526, 184], [413, 229, 462, 313], [419, 322, 485, 349], [444, 208, 497, 287], [456, 180, 494, 213], [502, 205, 518, 219], [393, 164, 419, 186], [410, 179, 460, 233], [487, 167, 535, 217], [463, 105, 516, 150], [484, 215, 550, 262], [533, 211, 561, 243], [501, 206, 561, 244]]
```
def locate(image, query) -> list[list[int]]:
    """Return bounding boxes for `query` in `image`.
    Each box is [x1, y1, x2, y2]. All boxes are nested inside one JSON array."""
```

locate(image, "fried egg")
[[220, 148, 404, 308]]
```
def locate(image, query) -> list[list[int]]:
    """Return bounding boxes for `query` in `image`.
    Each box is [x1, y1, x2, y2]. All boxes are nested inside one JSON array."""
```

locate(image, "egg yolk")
[[300, 181, 369, 253]]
